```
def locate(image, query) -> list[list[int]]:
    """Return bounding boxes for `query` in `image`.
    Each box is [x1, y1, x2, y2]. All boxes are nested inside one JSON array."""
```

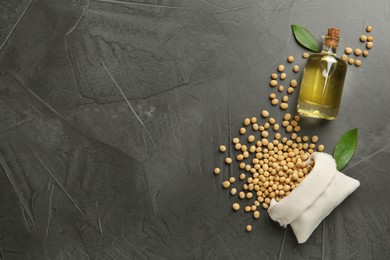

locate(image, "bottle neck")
[[321, 44, 337, 55], [321, 35, 339, 55]]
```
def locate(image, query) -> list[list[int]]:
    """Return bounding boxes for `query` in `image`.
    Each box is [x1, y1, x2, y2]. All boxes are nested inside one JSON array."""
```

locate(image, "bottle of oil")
[[297, 28, 347, 120]]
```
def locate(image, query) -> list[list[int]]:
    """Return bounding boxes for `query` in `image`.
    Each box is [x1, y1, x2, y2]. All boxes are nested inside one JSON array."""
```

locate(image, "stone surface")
[[0, 0, 389, 259]]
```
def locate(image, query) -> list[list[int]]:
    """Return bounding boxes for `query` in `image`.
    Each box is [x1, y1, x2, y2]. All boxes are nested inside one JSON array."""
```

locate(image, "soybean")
[[283, 113, 292, 120], [345, 47, 353, 54], [222, 181, 230, 188], [282, 120, 289, 127], [317, 144, 325, 152], [280, 103, 288, 110], [232, 203, 240, 211], [246, 225, 252, 232], [354, 48, 362, 56], [290, 79, 298, 87], [355, 60, 362, 67], [270, 80, 278, 87], [261, 110, 269, 118]]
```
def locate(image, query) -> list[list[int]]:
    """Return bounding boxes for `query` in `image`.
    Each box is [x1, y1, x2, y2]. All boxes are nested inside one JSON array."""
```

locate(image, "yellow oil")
[[297, 53, 347, 120]]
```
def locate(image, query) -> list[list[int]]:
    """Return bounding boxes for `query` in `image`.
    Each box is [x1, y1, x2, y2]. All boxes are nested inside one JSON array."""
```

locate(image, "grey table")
[[0, 0, 389, 259]]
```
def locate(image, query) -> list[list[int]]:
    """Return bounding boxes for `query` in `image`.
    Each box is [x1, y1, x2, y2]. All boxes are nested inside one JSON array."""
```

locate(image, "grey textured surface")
[[0, 0, 389, 259]]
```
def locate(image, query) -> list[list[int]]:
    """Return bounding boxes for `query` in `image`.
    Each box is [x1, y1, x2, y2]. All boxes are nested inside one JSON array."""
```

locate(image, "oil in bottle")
[[297, 28, 347, 120]]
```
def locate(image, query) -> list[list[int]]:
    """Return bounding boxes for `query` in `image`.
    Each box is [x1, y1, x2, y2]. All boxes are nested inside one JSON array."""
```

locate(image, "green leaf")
[[291, 25, 321, 53], [333, 128, 358, 171]]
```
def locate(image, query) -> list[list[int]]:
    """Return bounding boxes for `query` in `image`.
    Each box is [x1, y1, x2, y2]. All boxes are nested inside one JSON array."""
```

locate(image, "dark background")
[[0, 0, 389, 259]]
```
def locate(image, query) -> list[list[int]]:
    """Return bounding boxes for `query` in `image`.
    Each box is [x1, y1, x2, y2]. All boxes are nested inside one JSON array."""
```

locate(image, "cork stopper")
[[324, 27, 340, 48], [327, 28, 340, 37]]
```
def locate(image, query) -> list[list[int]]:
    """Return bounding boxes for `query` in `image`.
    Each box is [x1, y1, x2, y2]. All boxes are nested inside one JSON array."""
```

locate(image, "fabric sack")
[[267, 152, 360, 243]]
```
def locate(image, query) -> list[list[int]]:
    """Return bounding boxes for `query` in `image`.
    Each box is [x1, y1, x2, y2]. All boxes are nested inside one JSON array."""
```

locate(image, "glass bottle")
[[297, 28, 347, 120]]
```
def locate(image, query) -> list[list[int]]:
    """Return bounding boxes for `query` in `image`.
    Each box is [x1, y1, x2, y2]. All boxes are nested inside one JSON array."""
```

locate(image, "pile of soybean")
[[214, 109, 324, 232], [213, 53, 325, 233]]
